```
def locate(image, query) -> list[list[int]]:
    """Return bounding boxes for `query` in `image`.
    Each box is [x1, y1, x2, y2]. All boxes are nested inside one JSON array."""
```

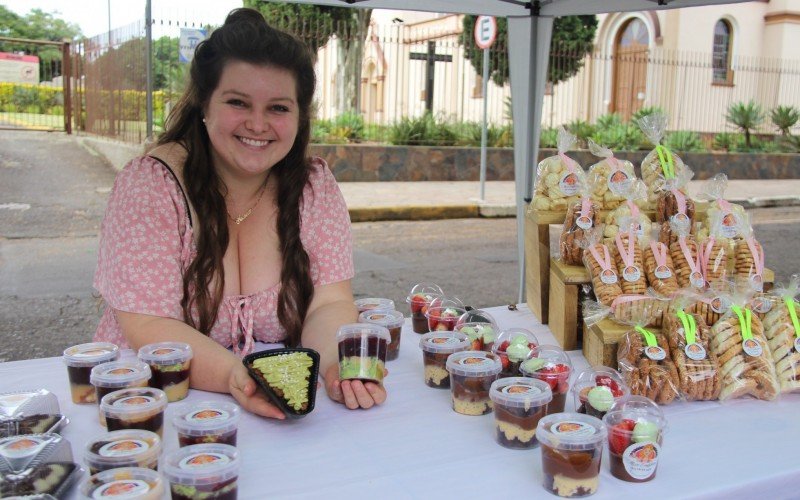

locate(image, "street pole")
[[145, 0, 154, 142], [479, 47, 490, 201]]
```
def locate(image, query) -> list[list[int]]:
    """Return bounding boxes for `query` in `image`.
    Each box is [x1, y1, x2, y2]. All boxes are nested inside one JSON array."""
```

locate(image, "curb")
[[348, 205, 479, 222]]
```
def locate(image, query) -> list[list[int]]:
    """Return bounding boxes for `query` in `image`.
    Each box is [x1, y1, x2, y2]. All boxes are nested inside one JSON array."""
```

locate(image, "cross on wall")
[[409, 41, 453, 112]]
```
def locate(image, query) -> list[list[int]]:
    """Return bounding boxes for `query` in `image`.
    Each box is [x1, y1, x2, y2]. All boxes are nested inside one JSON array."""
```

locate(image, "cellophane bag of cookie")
[[760, 275, 800, 394], [612, 217, 648, 296], [558, 183, 601, 266], [733, 214, 767, 293], [586, 139, 637, 210], [609, 293, 670, 328], [698, 212, 730, 290], [680, 284, 732, 328], [709, 289, 780, 401], [656, 168, 696, 247], [616, 305, 681, 405], [638, 112, 687, 206], [696, 173, 746, 243], [530, 127, 587, 212], [603, 180, 652, 246], [644, 225, 680, 298], [662, 294, 720, 401], [582, 227, 624, 307], [668, 219, 706, 290]]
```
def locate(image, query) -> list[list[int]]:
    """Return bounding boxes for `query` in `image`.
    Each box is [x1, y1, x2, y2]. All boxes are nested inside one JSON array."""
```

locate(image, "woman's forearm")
[[301, 298, 358, 378]]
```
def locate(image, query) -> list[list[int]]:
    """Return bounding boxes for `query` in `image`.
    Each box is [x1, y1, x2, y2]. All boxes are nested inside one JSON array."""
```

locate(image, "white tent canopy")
[[277, 0, 747, 303]]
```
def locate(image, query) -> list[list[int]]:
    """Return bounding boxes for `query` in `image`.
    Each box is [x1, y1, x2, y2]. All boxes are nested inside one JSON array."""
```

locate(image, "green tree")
[[770, 105, 799, 136], [459, 15, 597, 86]]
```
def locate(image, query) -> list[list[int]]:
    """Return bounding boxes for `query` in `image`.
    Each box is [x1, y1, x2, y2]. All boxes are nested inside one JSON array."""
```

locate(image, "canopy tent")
[[276, 0, 747, 303]]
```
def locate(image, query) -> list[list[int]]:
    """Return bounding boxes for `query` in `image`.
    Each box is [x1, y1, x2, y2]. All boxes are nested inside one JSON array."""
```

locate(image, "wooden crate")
[[548, 258, 590, 351], [524, 209, 565, 324]]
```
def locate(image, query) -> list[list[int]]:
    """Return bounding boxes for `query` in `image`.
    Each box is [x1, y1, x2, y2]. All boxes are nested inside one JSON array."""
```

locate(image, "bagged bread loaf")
[[603, 180, 652, 245], [613, 219, 647, 295], [586, 139, 637, 210], [531, 127, 587, 211], [638, 113, 687, 206], [582, 228, 624, 306], [617, 313, 681, 405], [558, 184, 602, 266], [663, 298, 720, 401], [669, 221, 706, 290], [733, 215, 766, 293], [762, 275, 800, 394]]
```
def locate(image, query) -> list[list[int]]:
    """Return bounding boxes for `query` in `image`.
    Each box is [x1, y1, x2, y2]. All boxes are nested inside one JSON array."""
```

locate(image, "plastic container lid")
[[100, 388, 167, 420], [84, 430, 161, 471], [446, 351, 502, 377], [456, 309, 498, 329], [493, 328, 540, 351], [519, 344, 573, 376], [354, 298, 396, 312], [0, 389, 60, 418], [172, 401, 241, 436], [570, 366, 629, 402], [419, 331, 470, 354], [80, 467, 165, 500], [335, 323, 391, 343], [0, 433, 73, 473], [63, 342, 119, 367], [358, 309, 404, 329], [137, 342, 193, 366], [608, 395, 663, 415], [536, 412, 608, 451], [489, 377, 552, 408], [406, 282, 444, 303], [162, 443, 240, 486], [90, 360, 152, 389]]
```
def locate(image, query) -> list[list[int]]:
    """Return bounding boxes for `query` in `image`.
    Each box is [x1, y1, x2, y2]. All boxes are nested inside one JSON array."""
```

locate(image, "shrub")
[[631, 106, 665, 124], [566, 119, 595, 148], [590, 123, 644, 151], [388, 113, 458, 146], [539, 127, 558, 148], [595, 113, 623, 129], [712, 132, 737, 151], [725, 100, 765, 149], [665, 130, 703, 152], [330, 111, 365, 143], [770, 105, 799, 136]]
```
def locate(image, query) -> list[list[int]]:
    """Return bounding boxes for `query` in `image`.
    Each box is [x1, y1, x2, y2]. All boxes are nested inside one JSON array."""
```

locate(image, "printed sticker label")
[[743, 338, 763, 357], [711, 296, 730, 314], [623, 266, 641, 283], [98, 439, 149, 458], [0, 436, 46, 458], [501, 384, 542, 396], [684, 342, 707, 361], [622, 441, 661, 480], [187, 409, 229, 423], [654, 265, 672, 280], [600, 269, 618, 285], [690, 271, 705, 288], [794, 337, 800, 353], [179, 452, 231, 470], [113, 396, 155, 407], [576, 215, 593, 230], [608, 170, 632, 194], [552, 421, 596, 437], [559, 172, 581, 196], [152, 348, 178, 356], [644, 346, 667, 361], [93, 479, 151, 499]]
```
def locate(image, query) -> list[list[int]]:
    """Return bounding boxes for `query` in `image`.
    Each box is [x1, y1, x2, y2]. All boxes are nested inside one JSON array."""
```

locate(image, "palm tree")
[[725, 100, 764, 150], [770, 105, 799, 136]]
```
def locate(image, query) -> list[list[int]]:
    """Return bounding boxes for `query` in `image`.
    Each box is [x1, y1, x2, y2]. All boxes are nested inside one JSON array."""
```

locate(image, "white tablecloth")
[[1, 304, 799, 499]]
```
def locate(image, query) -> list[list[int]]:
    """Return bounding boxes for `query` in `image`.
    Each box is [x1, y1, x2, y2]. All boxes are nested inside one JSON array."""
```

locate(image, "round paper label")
[[720, 212, 740, 239], [644, 346, 667, 361], [0, 436, 46, 458], [743, 338, 763, 357], [93, 479, 151, 499], [187, 409, 229, 423], [608, 170, 632, 193], [622, 441, 661, 480], [711, 296, 730, 314], [600, 269, 618, 285], [152, 348, 177, 356], [684, 342, 707, 361], [98, 439, 149, 458], [429, 336, 459, 345], [73, 348, 112, 358], [552, 420, 596, 437], [690, 271, 705, 288], [623, 265, 641, 283], [501, 384, 542, 396], [670, 212, 690, 226], [576, 215, 593, 230], [113, 396, 155, 407], [104, 367, 135, 376], [750, 274, 764, 293], [654, 265, 672, 280], [795, 337, 800, 353], [458, 356, 492, 367], [179, 452, 231, 470], [751, 296, 772, 314], [558, 172, 580, 196]]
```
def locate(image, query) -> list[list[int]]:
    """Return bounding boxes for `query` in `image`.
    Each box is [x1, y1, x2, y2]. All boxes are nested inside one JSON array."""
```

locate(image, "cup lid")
[[492, 328, 540, 361], [425, 305, 467, 320], [456, 309, 498, 329], [406, 283, 443, 303], [0, 433, 72, 473], [489, 377, 552, 408], [137, 342, 193, 366], [454, 322, 497, 344], [63, 342, 119, 367], [419, 331, 470, 353], [335, 323, 391, 342], [354, 298, 396, 312], [81, 467, 164, 499], [0, 389, 60, 418], [446, 351, 502, 377], [358, 309, 404, 328], [100, 388, 167, 417], [162, 444, 240, 486], [91, 360, 152, 388], [172, 401, 241, 436], [84, 430, 161, 468], [536, 412, 607, 450], [519, 344, 573, 376]]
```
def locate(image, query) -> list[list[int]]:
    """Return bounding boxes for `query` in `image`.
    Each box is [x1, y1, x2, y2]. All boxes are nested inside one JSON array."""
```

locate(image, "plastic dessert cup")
[[489, 377, 552, 449], [406, 283, 444, 333], [80, 467, 166, 500], [91, 360, 151, 426], [243, 348, 320, 418], [163, 443, 240, 500], [536, 412, 607, 498], [446, 350, 502, 415], [354, 297, 395, 314], [492, 328, 539, 378], [138, 342, 193, 402], [520, 345, 573, 415], [100, 387, 168, 438], [418, 331, 470, 389], [172, 401, 241, 447], [336, 324, 390, 383], [603, 397, 666, 483], [571, 367, 629, 421], [425, 299, 466, 333], [63, 342, 119, 404], [358, 309, 405, 361], [455, 309, 499, 350], [84, 429, 161, 475]]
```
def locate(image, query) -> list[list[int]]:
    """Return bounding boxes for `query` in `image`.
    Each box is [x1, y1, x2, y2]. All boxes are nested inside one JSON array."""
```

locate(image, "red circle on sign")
[[474, 16, 497, 50]]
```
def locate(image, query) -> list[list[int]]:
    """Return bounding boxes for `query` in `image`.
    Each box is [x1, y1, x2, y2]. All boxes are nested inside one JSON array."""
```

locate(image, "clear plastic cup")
[[63, 342, 119, 404], [100, 387, 168, 438], [358, 309, 404, 361], [84, 429, 161, 475], [91, 360, 152, 426], [445, 350, 502, 416], [163, 443, 240, 500], [520, 345, 573, 414], [172, 401, 241, 448], [454, 309, 498, 351], [603, 397, 667, 483], [492, 328, 540, 378], [406, 283, 444, 333], [489, 377, 552, 449], [137, 342, 193, 402], [80, 467, 166, 500], [336, 323, 391, 383], [354, 297, 395, 314], [418, 331, 470, 389], [536, 412, 607, 498], [571, 367, 629, 420]]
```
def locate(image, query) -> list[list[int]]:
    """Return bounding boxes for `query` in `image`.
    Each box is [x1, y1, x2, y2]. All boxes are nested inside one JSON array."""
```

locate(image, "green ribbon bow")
[[730, 305, 753, 341], [676, 309, 697, 344], [655, 144, 675, 180], [635, 326, 659, 347], [785, 298, 800, 339]]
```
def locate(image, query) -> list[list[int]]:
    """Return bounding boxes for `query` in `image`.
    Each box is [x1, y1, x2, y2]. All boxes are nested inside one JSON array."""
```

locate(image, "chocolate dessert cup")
[[445, 351, 502, 415], [418, 331, 470, 388], [173, 401, 241, 447], [100, 388, 168, 438], [84, 429, 161, 475], [603, 398, 666, 483], [489, 377, 552, 449], [406, 283, 444, 333], [358, 309, 405, 361], [520, 345, 573, 415], [91, 360, 152, 426], [138, 342, 193, 402], [62, 342, 119, 404], [163, 444, 240, 500], [336, 324, 390, 383], [571, 367, 629, 421], [492, 328, 539, 378]]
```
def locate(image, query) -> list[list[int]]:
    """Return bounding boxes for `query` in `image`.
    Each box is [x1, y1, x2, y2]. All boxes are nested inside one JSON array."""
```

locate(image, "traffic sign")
[[474, 16, 497, 50]]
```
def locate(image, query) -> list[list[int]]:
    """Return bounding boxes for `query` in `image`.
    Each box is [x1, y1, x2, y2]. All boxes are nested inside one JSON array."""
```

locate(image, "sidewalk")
[[341, 179, 800, 222]]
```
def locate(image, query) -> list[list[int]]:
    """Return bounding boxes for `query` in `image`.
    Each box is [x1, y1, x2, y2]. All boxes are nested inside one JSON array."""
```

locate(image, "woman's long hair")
[[158, 8, 316, 347]]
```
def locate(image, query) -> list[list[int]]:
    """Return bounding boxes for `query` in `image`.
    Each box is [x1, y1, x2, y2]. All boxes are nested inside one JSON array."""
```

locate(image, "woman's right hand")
[[228, 363, 286, 420]]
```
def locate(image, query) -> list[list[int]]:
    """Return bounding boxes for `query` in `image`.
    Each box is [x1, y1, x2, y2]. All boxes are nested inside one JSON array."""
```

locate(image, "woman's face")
[[204, 61, 299, 181]]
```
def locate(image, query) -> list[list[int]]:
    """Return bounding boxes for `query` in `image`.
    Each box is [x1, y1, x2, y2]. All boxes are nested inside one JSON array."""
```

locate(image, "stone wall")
[[310, 144, 800, 182]]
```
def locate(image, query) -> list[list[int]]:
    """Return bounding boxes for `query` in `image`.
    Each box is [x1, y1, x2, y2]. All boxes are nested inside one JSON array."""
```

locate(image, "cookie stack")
[[663, 312, 720, 401], [613, 233, 647, 295], [762, 301, 800, 394], [617, 330, 680, 405], [643, 241, 679, 297], [583, 243, 623, 307], [559, 199, 602, 266]]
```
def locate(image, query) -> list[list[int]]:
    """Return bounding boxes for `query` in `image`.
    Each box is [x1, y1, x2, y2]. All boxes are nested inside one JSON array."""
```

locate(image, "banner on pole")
[[179, 28, 207, 64]]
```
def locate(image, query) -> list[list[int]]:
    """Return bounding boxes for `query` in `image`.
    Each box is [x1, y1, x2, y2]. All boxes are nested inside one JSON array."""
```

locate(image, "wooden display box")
[[548, 258, 590, 351], [524, 209, 566, 324]]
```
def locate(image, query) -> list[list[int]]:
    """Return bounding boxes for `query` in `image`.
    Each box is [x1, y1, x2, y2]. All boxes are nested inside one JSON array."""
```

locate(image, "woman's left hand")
[[324, 364, 387, 409]]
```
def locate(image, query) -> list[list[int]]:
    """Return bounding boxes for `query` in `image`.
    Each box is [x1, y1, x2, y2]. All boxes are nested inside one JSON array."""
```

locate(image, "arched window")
[[713, 20, 733, 83]]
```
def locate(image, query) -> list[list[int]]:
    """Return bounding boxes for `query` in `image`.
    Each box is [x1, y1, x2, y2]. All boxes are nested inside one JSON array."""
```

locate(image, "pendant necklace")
[[227, 184, 267, 225]]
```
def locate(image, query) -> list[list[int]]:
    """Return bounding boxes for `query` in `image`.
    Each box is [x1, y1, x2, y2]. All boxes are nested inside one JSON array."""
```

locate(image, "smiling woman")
[[92, 8, 386, 418]]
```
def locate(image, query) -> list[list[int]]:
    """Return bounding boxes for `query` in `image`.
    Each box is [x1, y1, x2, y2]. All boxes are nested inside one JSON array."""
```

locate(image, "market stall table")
[[1, 304, 798, 499]]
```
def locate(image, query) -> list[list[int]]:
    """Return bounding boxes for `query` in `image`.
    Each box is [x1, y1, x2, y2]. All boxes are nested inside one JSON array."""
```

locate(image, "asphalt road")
[[1, 131, 799, 362]]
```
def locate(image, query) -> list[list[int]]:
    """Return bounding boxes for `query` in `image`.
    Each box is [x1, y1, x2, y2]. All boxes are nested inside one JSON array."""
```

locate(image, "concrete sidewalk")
[[341, 179, 800, 222]]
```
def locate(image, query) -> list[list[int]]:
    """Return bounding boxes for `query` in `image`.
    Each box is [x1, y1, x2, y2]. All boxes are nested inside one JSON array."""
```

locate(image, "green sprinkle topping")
[[252, 353, 313, 411]]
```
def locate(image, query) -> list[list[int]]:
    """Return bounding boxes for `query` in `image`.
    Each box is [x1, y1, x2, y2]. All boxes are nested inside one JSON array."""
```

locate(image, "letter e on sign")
[[474, 16, 497, 50]]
